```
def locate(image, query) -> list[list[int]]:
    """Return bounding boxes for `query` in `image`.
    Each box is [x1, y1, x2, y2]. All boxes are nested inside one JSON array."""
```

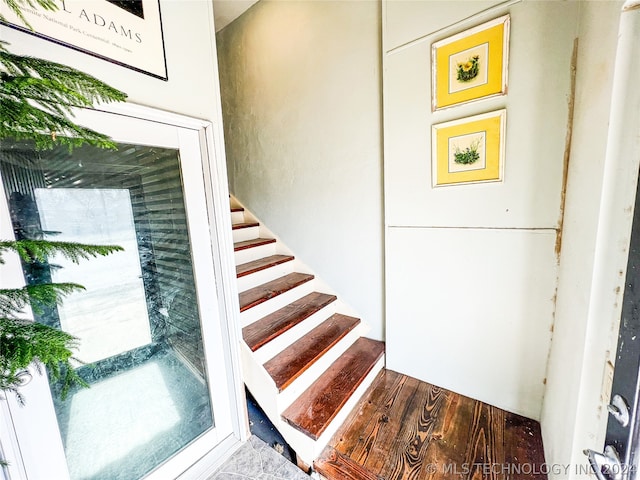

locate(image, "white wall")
[[541, 1, 626, 476], [214, 2, 630, 472], [216, 1, 384, 340], [383, 0, 579, 420]]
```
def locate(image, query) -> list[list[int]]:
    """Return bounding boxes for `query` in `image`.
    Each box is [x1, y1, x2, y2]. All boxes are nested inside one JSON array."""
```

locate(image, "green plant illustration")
[[456, 55, 480, 83], [453, 137, 482, 165]]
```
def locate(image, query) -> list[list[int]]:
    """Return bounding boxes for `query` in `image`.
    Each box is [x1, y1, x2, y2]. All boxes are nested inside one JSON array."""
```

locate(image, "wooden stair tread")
[[232, 222, 259, 230], [243, 292, 337, 351], [234, 237, 275, 252], [281, 337, 385, 441], [239, 272, 314, 312], [265, 314, 361, 392], [236, 254, 295, 278], [231, 207, 244, 212]]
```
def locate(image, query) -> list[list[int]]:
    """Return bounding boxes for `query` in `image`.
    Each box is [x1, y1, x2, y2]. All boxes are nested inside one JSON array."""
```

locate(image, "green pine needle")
[[0, 283, 85, 317], [0, 41, 127, 150], [0, 239, 123, 264], [0, 239, 122, 400], [0, 316, 87, 403], [0, 0, 129, 412], [0, 0, 57, 30]]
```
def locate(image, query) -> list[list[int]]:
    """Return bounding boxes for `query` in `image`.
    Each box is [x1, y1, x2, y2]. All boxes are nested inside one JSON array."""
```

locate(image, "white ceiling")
[[213, 0, 259, 32]]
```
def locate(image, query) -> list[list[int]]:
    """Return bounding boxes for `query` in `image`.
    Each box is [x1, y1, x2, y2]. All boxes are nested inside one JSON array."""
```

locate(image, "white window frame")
[[0, 103, 247, 480]]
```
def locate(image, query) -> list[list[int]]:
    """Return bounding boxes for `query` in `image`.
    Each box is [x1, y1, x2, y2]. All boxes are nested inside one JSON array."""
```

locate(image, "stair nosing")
[[239, 272, 314, 312], [232, 222, 260, 230], [242, 292, 338, 351], [236, 254, 295, 278], [234, 237, 276, 252]]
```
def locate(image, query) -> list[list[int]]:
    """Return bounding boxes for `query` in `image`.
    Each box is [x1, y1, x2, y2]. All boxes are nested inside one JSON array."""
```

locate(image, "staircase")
[[230, 197, 385, 466]]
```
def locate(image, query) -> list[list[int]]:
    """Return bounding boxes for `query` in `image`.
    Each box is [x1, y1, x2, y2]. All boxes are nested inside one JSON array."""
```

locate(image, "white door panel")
[[0, 106, 238, 480]]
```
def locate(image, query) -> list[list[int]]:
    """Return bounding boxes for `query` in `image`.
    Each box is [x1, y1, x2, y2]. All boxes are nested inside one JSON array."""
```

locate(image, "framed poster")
[[0, 0, 168, 80], [431, 15, 509, 111], [432, 109, 506, 187]]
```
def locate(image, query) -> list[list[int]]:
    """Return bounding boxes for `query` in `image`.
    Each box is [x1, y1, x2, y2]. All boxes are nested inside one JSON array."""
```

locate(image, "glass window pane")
[[34, 188, 152, 363], [1, 140, 215, 480]]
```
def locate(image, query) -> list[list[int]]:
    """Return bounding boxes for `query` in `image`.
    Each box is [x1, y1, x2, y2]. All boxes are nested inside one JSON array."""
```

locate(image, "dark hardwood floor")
[[315, 369, 546, 480]]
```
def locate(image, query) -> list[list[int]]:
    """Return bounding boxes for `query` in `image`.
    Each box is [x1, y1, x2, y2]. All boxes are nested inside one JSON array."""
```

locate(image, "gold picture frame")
[[432, 109, 506, 187], [431, 15, 510, 111]]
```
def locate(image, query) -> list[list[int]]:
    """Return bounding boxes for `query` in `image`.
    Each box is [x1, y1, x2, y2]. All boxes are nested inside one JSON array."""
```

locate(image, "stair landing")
[[314, 369, 547, 480]]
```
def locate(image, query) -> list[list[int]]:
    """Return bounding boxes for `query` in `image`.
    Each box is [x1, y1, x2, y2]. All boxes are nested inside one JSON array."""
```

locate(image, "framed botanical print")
[[432, 109, 506, 187], [432, 15, 510, 111]]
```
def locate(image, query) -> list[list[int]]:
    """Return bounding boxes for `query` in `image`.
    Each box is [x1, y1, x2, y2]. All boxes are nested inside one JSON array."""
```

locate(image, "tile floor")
[[208, 436, 310, 480]]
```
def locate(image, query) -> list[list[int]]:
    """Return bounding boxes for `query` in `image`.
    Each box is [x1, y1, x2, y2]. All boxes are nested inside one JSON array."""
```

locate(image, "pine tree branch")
[[0, 283, 85, 317], [2, 75, 90, 116], [0, 98, 118, 149], [0, 239, 124, 264], [0, 0, 57, 30], [0, 0, 129, 408], [0, 316, 87, 402], [0, 41, 127, 150], [1, 98, 118, 149], [0, 239, 120, 403], [0, 47, 127, 104]]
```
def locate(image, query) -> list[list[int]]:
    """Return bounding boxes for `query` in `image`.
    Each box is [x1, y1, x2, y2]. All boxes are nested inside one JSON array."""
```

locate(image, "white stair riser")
[[234, 242, 276, 265], [237, 261, 295, 293], [252, 302, 338, 364], [231, 210, 245, 224], [232, 226, 260, 243], [276, 355, 385, 466], [241, 343, 279, 416], [240, 281, 315, 327], [275, 323, 369, 411]]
